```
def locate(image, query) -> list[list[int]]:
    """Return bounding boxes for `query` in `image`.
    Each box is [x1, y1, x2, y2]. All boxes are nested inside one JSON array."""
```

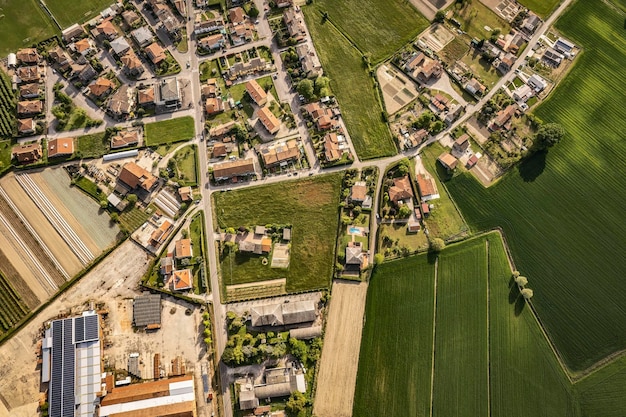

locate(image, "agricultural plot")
[[302, 11, 396, 160], [0, 272, 30, 338], [517, 0, 561, 17], [0, 0, 57, 56], [445, 0, 626, 372], [145, 116, 195, 146], [45, 0, 113, 27], [0, 70, 16, 139], [213, 173, 341, 294]]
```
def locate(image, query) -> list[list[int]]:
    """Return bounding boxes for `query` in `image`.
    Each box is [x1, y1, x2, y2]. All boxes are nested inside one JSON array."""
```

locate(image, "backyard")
[[169, 145, 198, 187], [76, 131, 109, 158], [213, 173, 342, 293], [145, 116, 195, 146]]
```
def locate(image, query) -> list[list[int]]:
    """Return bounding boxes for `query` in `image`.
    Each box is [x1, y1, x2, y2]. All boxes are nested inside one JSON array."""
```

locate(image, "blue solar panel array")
[[49, 318, 76, 417], [73, 314, 99, 344]]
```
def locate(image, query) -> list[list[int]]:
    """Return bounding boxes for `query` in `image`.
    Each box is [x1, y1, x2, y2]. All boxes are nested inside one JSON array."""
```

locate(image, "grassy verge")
[[0, 140, 13, 172], [145, 116, 195, 146]]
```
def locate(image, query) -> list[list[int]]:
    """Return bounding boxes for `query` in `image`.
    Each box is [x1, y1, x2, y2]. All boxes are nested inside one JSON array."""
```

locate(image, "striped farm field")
[[432, 239, 488, 417], [0, 272, 29, 337], [446, 0, 626, 372]]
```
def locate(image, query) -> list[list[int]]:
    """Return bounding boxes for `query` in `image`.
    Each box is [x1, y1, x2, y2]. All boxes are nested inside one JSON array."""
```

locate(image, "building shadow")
[[518, 149, 547, 182]]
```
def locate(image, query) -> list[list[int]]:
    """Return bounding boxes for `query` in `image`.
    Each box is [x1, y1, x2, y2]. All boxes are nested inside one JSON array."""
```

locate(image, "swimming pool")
[[349, 226, 360, 234]]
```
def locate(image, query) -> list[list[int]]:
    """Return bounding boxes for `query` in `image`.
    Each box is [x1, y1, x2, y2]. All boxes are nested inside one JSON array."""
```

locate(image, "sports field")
[[354, 232, 577, 417], [445, 0, 626, 372], [45, 0, 113, 27], [0, 0, 57, 56], [302, 11, 396, 160], [213, 173, 341, 293], [145, 116, 195, 146]]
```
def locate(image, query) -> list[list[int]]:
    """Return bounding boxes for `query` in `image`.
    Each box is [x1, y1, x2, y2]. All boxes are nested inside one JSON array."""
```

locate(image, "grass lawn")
[[45, 0, 113, 27], [0, 0, 58, 56], [213, 173, 341, 293], [189, 211, 209, 293], [461, 49, 502, 88], [171, 145, 198, 187], [118, 206, 150, 234], [55, 107, 101, 131], [76, 132, 109, 158], [0, 140, 12, 172], [517, 0, 561, 17], [445, 0, 626, 372], [302, 11, 396, 160], [304, 0, 429, 63], [73, 176, 102, 202], [378, 223, 429, 254], [145, 116, 195, 146], [452, 0, 511, 40], [199, 60, 222, 82]]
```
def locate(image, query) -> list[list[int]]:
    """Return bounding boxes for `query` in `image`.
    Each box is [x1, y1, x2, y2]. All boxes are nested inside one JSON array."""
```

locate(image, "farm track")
[[15, 173, 94, 265], [0, 250, 40, 309]]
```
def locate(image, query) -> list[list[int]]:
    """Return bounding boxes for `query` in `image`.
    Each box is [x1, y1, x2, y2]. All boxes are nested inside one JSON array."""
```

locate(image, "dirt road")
[[313, 280, 368, 417]]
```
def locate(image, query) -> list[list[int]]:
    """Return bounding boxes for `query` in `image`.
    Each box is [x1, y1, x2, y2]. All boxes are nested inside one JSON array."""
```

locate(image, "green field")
[[445, 0, 626, 372], [145, 117, 195, 146], [354, 233, 578, 417], [518, 0, 561, 17], [0, 272, 30, 337], [76, 132, 109, 158], [303, 0, 429, 63], [45, 0, 113, 27], [170, 145, 198, 187], [453, 0, 511, 40], [118, 206, 150, 234], [0, 69, 16, 139], [302, 11, 396, 160], [213, 173, 341, 293], [0, 0, 57, 56]]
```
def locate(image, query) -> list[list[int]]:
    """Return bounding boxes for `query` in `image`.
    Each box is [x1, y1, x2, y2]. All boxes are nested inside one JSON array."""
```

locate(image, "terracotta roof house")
[[107, 84, 135, 119], [388, 175, 414, 205], [48, 46, 70, 69], [72, 38, 95, 56], [228, 7, 246, 24], [466, 154, 479, 169], [16, 48, 40, 65], [229, 24, 254, 46], [17, 66, 40, 84], [121, 51, 144, 76], [497, 52, 516, 74], [19, 83, 40, 99], [438, 153, 458, 170], [209, 121, 238, 138], [202, 82, 218, 99], [94, 19, 118, 40], [89, 77, 115, 98], [284, 8, 305, 41], [12, 142, 42, 163], [175, 238, 193, 259], [316, 114, 337, 131], [416, 174, 439, 202], [245, 79, 268, 106], [17, 100, 43, 116], [146, 42, 167, 65], [323, 132, 343, 162], [205, 97, 224, 115], [276, 0, 293, 7], [119, 162, 157, 191], [350, 181, 367, 203], [138, 86, 156, 106], [212, 158, 255, 180], [303, 102, 322, 118], [259, 139, 300, 168], [172, 269, 192, 291], [491, 104, 517, 130], [61, 23, 86, 42], [111, 129, 140, 149], [17, 118, 36, 135], [178, 186, 192, 202], [122, 10, 141, 27], [47, 137, 74, 158], [150, 220, 173, 247], [453, 134, 470, 154], [198, 33, 226, 51], [212, 142, 227, 158], [257, 106, 280, 134]]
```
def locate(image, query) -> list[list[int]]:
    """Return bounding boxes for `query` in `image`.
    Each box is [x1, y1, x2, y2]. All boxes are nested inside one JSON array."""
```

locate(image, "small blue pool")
[[349, 226, 360, 234]]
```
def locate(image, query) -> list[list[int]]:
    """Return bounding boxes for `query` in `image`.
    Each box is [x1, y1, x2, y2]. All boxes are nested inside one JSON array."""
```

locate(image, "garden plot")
[[419, 24, 456, 52], [270, 243, 291, 268], [376, 64, 420, 115]]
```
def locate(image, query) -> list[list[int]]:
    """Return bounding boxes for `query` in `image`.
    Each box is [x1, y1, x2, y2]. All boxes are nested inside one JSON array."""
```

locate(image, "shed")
[[133, 293, 161, 328], [282, 228, 291, 241], [289, 326, 322, 340], [7, 53, 16, 68]]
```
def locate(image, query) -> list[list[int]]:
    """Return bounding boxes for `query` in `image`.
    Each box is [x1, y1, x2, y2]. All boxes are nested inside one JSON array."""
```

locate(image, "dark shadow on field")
[[515, 295, 526, 316], [518, 149, 547, 182], [509, 279, 519, 304], [426, 251, 438, 264]]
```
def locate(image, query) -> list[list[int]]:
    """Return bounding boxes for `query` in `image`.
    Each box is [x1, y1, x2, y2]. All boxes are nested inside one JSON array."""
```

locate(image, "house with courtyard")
[[388, 176, 414, 206], [12, 142, 42, 164], [404, 52, 442, 83], [416, 173, 439, 202]]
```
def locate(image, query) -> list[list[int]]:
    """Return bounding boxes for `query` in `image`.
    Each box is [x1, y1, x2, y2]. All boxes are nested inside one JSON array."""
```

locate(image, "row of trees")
[[513, 270, 534, 300]]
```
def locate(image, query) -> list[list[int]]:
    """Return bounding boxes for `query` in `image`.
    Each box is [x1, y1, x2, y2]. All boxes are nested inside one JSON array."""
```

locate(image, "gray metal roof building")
[[250, 300, 317, 328], [133, 293, 162, 328]]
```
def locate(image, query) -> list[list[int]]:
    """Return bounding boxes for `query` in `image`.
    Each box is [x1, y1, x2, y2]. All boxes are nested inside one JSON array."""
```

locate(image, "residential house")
[[72, 63, 97, 83], [554, 37, 575, 55], [482, 43, 502, 60], [276, 0, 293, 7], [257, 106, 280, 134], [345, 241, 368, 273], [238, 235, 272, 255], [283, 8, 305, 41], [542, 47, 564, 67], [229, 24, 253, 46], [149, 219, 173, 248], [205, 97, 224, 115], [437, 153, 458, 170], [421, 202, 430, 217], [178, 186, 192, 202], [497, 52, 516, 74], [465, 78, 486, 96], [16, 66, 40, 84], [160, 255, 174, 276], [527, 74, 547, 92], [72, 38, 96, 56], [452, 134, 470, 154], [155, 4, 181, 39], [202, 78, 219, 98], [172, 0, 187, 16], [175, 238, 193, 259], [227, 57, 268, 80], [350, 181, 371, 208], [445, 104, 463, 125], [107, 85, 135, 119], [137, 86, 155, 107], [209, 121, 238, 138], [521, 13, 541, 35], [19, 83, 40, 99], [198, 33, 226, 51], [47, 137, 74, 158], [259, 139, 300, 168], [111, 129, 140, 149], [131, 26, 154, 47], [245, 79, 267, 106], [156, 77, 180, 108], [92, 20, 118, 41], [12, 142, 42, 163], [466, 154, 479, 169], [212, 142, 227, 158], [61, 23, 86, 42], [316, 111, 337, 131], [388, 176, 414, 205], [430, 94, 449, 113], [121, 51, 144, 76], [118, 162, 157, 191], [295, 44, 322, 78], [404, 52, 442, 82], [228, 7, 245, 25], [512, 84, 533, 102], [110, 36, 131, 57], [490, 104, 517, 130], [303, 102, 322, 118], [416, 174, 439, 202], [323, 131, 348, 162], [146, 42, 167, 65], [171, 269, 192, 291], [16, 48, 40, 65], [122, 10, 141, 27], [212, 158, 255, 180], [48, 46, 71, 71], [194, 16, 225, 35], [403, 128, 428, 149], [17, 118, 36, 135], [17, 100, 43, 117], [88, 77, 115, 98]]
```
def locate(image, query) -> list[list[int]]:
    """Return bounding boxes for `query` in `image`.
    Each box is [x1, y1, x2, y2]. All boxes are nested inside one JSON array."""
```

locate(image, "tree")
[[127, 193, 138, 206], [285, 391, 308, 416], [512, 270, 520, 278], [535, 123, 565, 149], [374, 253, 385, 265], [521, 288, 534, 300], [429, 238, 446, 252], [100, 200, 108, 210], [433, 10, 446, 23], [248, 6, 260, 18], [413, 111, 435, 129], [289, 338, 308, 362], [398, 205, 412, 218], [515, 276, 528, 287], [296, 79, 314, 101], [110, 212, 119, 223]]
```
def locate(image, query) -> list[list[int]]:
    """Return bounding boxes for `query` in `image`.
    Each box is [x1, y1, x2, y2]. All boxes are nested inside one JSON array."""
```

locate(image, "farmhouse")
[[12, 142, 42, 163], [119, 162, 157, 191], [133, 292, 161, 328], [47, 137, 74, 158], [404, 128, 428, 149], [438, 153, 458, 170], [111, 129, 140, 149], [404, 52, 442, 82], [259, 139, 301, 168], [388, 176, 414, 205], [257, 106, 281, 134], [238, 367, 306, 410], [245, 79, 268, 106], [171, 269, 192, 291], [416, 174, 439, 202], [212, 158, 255, 181], [175, 238, 193, 259]]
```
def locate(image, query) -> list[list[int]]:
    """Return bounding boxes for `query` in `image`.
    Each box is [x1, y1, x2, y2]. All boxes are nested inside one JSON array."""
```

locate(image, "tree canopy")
[[535, 123, 565, 149], [429, 238, 446, 252]]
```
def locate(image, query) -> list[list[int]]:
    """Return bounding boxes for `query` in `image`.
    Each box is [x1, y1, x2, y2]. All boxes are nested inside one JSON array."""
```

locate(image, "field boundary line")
[[485, 240, 491, 417], [429, 256, 438, 417]]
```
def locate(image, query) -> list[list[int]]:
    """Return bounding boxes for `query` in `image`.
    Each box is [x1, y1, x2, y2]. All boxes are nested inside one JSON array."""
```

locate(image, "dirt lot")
[[410, 0, 455, 20], [0, 241, 152, 417], [313, 280, 368, 417], [377, 64, 420, 115]]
